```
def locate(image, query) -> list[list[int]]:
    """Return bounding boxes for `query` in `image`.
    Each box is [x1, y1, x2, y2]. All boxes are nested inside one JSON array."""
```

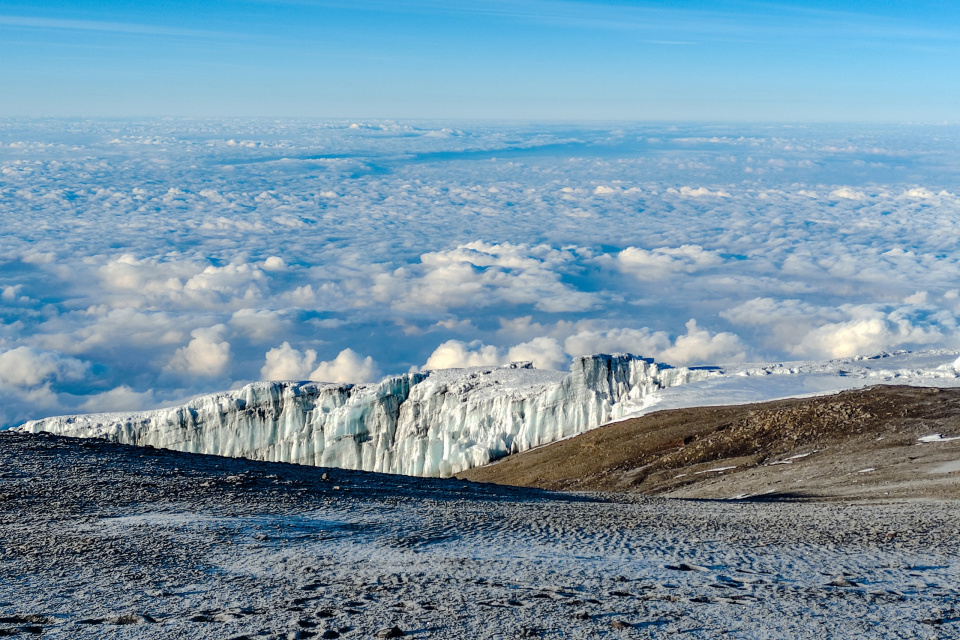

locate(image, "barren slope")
[[3, 431, 960, 639], [458, 385, 960, 500]]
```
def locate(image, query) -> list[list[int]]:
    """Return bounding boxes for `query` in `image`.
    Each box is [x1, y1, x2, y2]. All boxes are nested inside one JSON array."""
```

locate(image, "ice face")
[[16, 354, 711, 477]]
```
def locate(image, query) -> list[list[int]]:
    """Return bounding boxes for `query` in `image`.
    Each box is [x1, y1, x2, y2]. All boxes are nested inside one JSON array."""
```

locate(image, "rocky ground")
[[2, 430, 960, 639], [459, 385, 960, 500]]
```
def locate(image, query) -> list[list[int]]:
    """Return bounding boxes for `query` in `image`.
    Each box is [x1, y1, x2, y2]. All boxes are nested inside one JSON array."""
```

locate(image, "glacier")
[[16, 354, 710, 477]]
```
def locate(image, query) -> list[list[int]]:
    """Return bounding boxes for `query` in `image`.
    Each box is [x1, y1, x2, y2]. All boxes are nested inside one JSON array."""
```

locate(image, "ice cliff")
[[17, 354, 711, 477]]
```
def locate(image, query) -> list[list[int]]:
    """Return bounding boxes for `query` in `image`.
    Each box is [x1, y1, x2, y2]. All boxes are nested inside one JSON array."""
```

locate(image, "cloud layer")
[[2, 120, 959, 426]]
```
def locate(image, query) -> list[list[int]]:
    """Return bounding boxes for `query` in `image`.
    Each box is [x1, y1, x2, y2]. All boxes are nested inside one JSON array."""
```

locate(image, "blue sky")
[[1, 0, 957, 120]]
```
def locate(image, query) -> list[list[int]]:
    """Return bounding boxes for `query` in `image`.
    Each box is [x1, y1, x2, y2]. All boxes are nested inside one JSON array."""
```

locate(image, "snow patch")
[[918, 433, 960, 443]]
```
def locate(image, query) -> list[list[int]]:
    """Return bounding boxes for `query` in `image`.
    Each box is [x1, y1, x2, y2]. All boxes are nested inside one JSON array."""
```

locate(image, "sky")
[[1, 0, 958, 120], [1, 2, 960, 427]]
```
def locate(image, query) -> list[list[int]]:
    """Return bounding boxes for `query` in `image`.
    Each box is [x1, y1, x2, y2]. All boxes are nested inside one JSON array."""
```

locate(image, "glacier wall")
[[17, 354, 712, 477]]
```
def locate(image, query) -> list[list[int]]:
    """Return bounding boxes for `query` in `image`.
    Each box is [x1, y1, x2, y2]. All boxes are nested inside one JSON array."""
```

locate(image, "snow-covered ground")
[[619, 349, 960, 419], [2, 432, 958, 639]]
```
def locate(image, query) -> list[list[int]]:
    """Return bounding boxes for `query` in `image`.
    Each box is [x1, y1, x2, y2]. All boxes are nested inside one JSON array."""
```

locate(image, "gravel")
[[2, 431, 959, 639]]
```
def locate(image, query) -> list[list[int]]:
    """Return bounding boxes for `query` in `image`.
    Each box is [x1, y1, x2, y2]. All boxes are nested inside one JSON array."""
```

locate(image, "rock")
[[611, 620, 633, 630], [321, 631, 340, 639], [827, 577, 858, 587], [376, 626, 405, 638], [666, 563, 707, 572]]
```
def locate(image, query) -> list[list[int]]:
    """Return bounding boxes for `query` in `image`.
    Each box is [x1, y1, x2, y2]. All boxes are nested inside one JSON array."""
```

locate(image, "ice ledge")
[[16, 354, 712, 477]]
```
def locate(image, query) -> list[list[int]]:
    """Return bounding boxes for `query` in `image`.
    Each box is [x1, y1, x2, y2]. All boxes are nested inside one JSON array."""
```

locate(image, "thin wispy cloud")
[[252, 0, 959, 43], [0, 14, 221, 38]]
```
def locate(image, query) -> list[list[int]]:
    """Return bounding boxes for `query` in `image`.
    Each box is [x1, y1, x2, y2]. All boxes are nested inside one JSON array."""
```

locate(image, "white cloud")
[[612, 245, 723, 280], [658, 319, 747, 366], [80, 385, 156, 412], [230, 309, 291, 342], [903, 291, 929, 305], [504, 337, 566, 370], [424, 337, 566, 371], [371, 241, 600, 313], [829, 187, 867, 201], [166, 325, 231, 376], [563, 327, 671, 358], [902, 187, 936, 200], [98, 254, 272, 310], [666, 186, 731, 198], [308, 348, 379, 384], [424, 340, 503, 370], [722, 298, 949, 359], [1, 285, 24, 302], [260, 341, 317, 381], [0, 346, 89, 387], [261, 256, 287, 271], [34, 307, 188, 355], [792, 313, 942, 359]]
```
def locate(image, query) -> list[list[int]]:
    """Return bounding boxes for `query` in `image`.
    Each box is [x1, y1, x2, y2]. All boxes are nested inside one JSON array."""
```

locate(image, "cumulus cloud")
[[0, 346, 89, 388], [611, 245, 723, 280], [261, 256, 287, 271], [261, 343, 378, 384], [563, 327, 671, 358], [667, 186, 731, 197], [722, 297, 949, 359], [502, 337, 566, 370], [829, 187, 867, 201], [260, 341, 317, 380], [371, 241, 600, 313], [424, 340, 502, 370], [659, 319, 747, 365], [720, 297, 842, 349], [428, 320, 746, 369], [1, 285, 24, 302], [166, 325, 231, 376], [308, 349, 379, 384], [424, 337, 566, 371], [33, 307, 188, 355], [230, 309, 291, 342], [80, 386, 156, 413], [792, 312, 942, 359], [98, 254, 272, 310], [901, 188, 945, 200]]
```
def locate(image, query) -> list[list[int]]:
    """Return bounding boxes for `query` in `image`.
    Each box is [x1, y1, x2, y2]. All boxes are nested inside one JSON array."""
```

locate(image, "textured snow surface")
[[617, 349, 960, 421], [19, 354, 708, 477], [5, 432, 960, 640]]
